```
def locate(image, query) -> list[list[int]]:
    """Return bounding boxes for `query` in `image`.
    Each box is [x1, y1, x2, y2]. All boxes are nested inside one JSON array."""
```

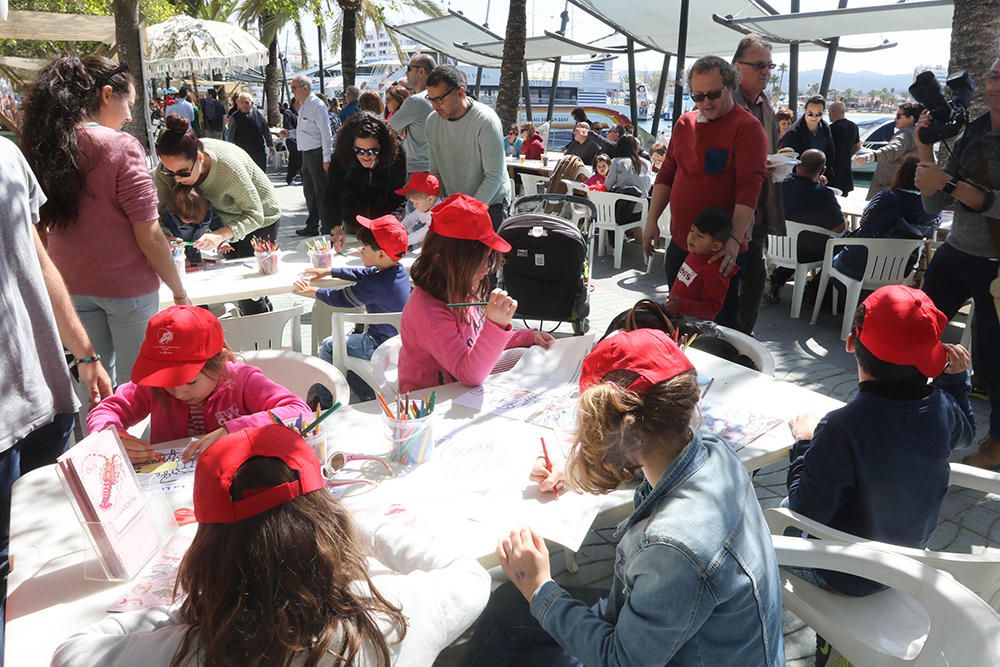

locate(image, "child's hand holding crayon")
[[529, 457, 564, 497], [292, 279, 319, 298], [942, 343, 971, 375], [116, 428, 157, 465]]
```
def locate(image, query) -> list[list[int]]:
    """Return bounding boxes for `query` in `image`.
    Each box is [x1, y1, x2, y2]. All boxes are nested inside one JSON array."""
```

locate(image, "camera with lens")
[[908, 70, 975, 144]]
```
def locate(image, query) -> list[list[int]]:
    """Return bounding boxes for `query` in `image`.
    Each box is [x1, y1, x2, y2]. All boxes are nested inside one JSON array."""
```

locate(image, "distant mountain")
[[797, 70, 920, 95]]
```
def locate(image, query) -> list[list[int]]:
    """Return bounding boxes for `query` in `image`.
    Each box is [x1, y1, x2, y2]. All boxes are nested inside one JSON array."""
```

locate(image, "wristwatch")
[[69, 354, 101, 368], [942, 178, 959, 195]]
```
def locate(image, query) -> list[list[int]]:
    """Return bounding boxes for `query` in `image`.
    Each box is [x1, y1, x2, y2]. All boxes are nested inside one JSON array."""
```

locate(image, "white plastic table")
[[5, 349, 842, 666], [839, 193, 870, 229]]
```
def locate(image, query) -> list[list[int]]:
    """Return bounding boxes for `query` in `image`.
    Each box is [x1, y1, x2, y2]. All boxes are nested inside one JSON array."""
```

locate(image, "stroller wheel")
[[572, 318, 590, 335]]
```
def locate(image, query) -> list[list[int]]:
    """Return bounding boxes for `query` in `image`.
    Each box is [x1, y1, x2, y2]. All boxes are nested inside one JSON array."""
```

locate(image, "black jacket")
[[326, 154, 407, 232], [228, 107, 272, 157], [779, 116, 837, 185]]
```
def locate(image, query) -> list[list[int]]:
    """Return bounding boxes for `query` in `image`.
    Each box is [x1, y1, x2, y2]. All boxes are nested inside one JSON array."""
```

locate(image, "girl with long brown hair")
[[397, 194, 553, 394], [53, 424, 490, 666], [459, 329, 785, 666]]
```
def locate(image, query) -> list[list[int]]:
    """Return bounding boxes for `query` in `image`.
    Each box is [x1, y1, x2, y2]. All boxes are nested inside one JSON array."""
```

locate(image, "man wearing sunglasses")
[[731, 34, 786, 334], [642, 55, 768, 330], [778, 95, 837, 186], [425, 64, 510, 230], [388, 54, 436, 179]]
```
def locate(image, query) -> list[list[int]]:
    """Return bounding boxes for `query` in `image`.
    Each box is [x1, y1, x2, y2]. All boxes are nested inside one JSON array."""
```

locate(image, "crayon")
[[540, 436, 559, 500], [446, 301, 489, 308], [300, 402, 342, 435]]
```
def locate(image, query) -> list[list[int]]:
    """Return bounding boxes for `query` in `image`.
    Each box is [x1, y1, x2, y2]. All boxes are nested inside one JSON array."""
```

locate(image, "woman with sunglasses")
[[778, 94, 838, 185], [326, 112, 407, 246], [153, 114, 280, 314], [20, 55, 189, 394]]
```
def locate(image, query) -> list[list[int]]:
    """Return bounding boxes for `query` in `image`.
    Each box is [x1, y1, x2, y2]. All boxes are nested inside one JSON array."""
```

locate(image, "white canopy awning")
[[389, 11, 504, 68], [0, 10, 116, 43], [456, 32, 637, 65], [715, 0, 953, 43], [567, 0, 889, 56]]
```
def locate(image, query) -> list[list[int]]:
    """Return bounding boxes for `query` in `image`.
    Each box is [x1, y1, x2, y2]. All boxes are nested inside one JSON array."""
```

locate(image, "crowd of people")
[[1, 31, 999, 667]]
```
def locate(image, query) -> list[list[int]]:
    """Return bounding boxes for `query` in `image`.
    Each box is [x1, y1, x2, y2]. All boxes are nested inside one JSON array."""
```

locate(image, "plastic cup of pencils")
[[284, 417, 329, 461], [308, 248, 333, 269], [384, 412, 434, 466], [171, 247, 186, 276], [254, 251, 279, 275]]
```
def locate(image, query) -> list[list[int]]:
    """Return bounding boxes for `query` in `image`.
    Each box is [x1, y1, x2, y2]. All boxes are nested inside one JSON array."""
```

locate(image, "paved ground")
[[263, 170, 995, 666]]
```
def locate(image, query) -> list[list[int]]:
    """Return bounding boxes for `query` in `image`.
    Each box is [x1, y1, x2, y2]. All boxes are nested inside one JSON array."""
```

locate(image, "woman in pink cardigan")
[[87, 306, 311, 462], [398, 194, 552, 394]]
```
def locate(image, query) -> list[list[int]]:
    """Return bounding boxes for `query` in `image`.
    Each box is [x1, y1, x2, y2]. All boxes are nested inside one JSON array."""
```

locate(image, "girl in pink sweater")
[[87, 306, 311, 462], [398, 194, 552, 394]]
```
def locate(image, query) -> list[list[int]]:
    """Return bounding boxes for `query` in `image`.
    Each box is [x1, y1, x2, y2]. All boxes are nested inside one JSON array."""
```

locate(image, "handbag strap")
[[623, 299, 676, 337]]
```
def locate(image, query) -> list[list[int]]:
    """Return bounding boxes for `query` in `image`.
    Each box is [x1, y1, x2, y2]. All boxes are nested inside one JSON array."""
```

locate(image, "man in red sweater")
[[642, 55, 767, 330]]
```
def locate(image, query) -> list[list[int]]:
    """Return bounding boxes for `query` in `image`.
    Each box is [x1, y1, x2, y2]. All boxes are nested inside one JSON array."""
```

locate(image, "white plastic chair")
[[810, 237, 924, 340], [766, 220, 839, 319], [586, 190, 648, 270], [714, 325, 776, 376], [771, 535, 1000, 666], [241, 349, 350, 406], [645, 205, 671, 273], [329, 311, 403, 397], [520, 173, 549, 197], [369, 334, 403, 400], [220, 305, 303, 352]]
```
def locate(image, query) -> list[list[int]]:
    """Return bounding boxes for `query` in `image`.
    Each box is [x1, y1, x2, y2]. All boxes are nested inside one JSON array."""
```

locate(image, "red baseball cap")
[[356, 214, 408, 261], [856, 285, 949, 378], [430, 193, 511, 253], [131, 306, 224, 387], [580, 329, 695, 394], [394, 171, 440, 197], [194, 424, 325, 524]]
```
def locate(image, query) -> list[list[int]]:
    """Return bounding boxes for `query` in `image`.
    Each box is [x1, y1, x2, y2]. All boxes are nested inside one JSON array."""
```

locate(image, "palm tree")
[[327, 0, 443, 90], [113, 0, 150, 148], [949, 0, 1000, 119], [494, 0, 526, 130], [777, 63, 787, 96]]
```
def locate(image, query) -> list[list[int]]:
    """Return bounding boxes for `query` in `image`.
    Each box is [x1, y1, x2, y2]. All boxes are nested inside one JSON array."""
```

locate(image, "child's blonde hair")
[[566, 370, 700, 494]]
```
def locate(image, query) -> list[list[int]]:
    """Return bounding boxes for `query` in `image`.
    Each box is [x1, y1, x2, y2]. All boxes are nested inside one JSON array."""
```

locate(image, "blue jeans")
[[458, 582, 604, 667], [72, 291, 159, 391], [664, 239, 746, 328], [922, 243, 1000, 437], [0, 413, 75, 659], [320, 332, 377, 401]]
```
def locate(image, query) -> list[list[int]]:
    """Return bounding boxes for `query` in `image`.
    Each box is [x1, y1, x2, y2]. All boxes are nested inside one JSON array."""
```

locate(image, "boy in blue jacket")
[[785, 285, 973, 666], [294, 214, 410, 400]]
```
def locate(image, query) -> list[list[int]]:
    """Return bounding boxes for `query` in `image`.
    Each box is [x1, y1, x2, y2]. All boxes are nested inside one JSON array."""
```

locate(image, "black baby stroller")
[[497, 194, 597, 335]]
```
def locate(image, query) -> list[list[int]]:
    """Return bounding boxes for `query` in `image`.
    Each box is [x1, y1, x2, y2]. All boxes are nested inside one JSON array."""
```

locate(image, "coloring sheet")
[[107, 525, 196, 612], [137, 440, 198, 494], [698, 399, 783, 451]]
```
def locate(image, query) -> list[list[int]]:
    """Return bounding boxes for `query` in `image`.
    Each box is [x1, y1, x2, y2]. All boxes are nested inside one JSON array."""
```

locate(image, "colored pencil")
[[685, 333, 699, 350], [428, 391, 437, 415], [701, 377, 715, 399], [375, 390, 395, 419], [300, 402, 342, 435], [268, 411, 284, 426], [446, 301, 489, 308], [540, 436, 559, 499]]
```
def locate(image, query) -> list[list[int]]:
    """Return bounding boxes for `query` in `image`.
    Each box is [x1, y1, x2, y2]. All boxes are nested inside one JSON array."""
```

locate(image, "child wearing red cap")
[[398, 194, 553, 394], [395, 171, 440, 248], [786, 285, 974, 598], [87, 306, 312, 462], [53, 425, 491, 666], [295, 214, 411, 401], [460, 329, 785, 667]]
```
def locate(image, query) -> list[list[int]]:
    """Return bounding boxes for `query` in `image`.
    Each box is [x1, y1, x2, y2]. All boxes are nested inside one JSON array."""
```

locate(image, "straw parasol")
[[145, 15, 267, 78]]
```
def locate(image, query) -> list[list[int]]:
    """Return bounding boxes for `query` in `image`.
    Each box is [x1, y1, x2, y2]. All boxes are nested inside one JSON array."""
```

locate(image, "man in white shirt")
[[388, 53, 436, 177], [164, 85, 195, 123], [290, 75, 335, 237]]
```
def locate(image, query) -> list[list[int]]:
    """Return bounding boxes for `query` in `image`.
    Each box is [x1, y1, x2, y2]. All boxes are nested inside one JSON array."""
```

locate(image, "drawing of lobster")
[[87, 453, 123, 510]]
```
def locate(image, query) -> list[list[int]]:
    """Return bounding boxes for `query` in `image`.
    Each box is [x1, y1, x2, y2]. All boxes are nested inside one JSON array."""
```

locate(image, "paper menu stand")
[[56, 429, 172, 582]]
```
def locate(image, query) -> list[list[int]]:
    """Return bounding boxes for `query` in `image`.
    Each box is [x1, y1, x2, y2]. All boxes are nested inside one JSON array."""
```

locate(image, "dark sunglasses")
[[805, 111, 824, 118], [353, 146, 381, 157], [691, 88, 724, 103], [737, 60, 776, 71], [159, 162, 195, 178]]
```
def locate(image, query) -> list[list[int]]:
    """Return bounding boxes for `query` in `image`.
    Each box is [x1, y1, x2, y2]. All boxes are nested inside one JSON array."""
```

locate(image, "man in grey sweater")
[[425, 64, 510, 229], [388, 53, 435, 176]]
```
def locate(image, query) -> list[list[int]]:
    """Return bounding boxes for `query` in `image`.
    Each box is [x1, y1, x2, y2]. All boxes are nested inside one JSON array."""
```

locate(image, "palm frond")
[[293, 18, 309, 66]]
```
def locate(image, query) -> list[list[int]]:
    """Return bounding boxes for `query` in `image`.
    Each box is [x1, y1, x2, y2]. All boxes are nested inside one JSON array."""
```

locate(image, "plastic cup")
[[172, 250, 186, 276], [309, 249, 333, 269], [519, 155, 526, 164], [254, 251, 279, 275], [284, 418, 329, 462], [384, 413, 434, 466]]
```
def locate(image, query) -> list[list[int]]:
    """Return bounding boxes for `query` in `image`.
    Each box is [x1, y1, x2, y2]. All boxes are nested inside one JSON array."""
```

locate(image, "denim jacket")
[[530, 431, 785, 666]]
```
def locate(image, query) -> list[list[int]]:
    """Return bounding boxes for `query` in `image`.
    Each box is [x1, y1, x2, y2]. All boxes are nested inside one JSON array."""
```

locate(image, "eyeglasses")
[[691, 88, 725, 103], [159, 161, 196, 178], [427, 86, 457, 105], [737, 60, 776, 71], [805, 111, 824, 118], [321, 451, 390, 489], [353, 146, 381, 157], [95, 62, 129, 88]]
